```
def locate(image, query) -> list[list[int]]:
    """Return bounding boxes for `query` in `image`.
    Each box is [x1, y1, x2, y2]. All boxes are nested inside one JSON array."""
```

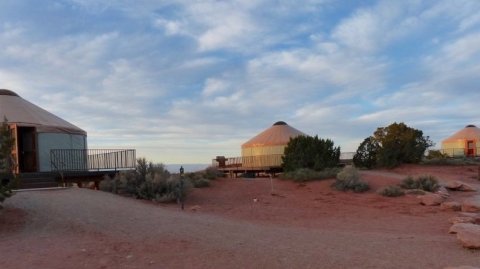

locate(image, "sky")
[[1, 0, 480, 164]]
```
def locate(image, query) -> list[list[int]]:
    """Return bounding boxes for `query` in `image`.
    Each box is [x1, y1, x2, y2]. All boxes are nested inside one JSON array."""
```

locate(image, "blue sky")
[[1, 0, 480, 164]]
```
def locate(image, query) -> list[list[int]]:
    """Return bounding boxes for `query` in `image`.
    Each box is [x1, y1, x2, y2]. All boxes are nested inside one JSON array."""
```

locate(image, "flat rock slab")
[[449, 216, 476, 224], [449, 223, 480, 249], [462, 197, 480, 213], [418, 193, 444, 206], [441, 201, 461, 211], [444, 180, 477, 192]]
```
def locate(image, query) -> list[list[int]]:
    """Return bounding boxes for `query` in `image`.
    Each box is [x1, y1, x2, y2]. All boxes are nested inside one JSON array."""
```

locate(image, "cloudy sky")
[[1, 0, 479, 164]]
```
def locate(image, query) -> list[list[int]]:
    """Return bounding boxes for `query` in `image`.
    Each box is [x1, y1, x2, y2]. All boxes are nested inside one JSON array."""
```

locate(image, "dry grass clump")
[[400, 175, 439, 192], [378, 185, 405, 197], [333, 166, 370, 193]]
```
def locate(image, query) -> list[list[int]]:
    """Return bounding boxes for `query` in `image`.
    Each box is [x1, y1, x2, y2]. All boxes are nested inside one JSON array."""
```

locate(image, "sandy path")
[[1, 185, 479, 269]]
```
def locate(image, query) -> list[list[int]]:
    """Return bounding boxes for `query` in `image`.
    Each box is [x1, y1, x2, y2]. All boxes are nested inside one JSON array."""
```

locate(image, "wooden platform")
[[15, 170, 129, 189]]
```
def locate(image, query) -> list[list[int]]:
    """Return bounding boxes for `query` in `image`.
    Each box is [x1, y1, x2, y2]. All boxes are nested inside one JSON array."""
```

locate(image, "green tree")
[[0, 117, 15, 205], [353, 122, 433, 168], [282, 135, 340, 172], [353, 136, 379, 169]]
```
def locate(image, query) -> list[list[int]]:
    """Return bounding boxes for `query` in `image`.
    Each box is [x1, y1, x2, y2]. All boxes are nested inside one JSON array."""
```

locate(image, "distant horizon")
[[1, 1, 479, 163]]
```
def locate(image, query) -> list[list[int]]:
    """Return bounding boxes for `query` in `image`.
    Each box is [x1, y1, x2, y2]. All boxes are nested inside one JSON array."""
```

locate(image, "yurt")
[[0, 89, 87, 173], [441, 125, 480, 157], [241, 121, 306, 168]]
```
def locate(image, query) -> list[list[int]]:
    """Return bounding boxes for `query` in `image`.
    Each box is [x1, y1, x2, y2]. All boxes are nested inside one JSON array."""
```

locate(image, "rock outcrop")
[[418, 193, 445, 206], [440, 201, 461, 211], [461, 198, 480, 213], [444, 180, 477, 192], [449, 223, 480, 249]]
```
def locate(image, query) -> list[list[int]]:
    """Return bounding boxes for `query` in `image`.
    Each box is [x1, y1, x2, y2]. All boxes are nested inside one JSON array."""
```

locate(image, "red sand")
[[1, 164, 479, 268]]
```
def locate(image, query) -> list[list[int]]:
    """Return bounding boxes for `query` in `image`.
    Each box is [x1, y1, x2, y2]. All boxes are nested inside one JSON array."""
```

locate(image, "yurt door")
[[18, 127, 37, 172], [466, 140, 475, 157]]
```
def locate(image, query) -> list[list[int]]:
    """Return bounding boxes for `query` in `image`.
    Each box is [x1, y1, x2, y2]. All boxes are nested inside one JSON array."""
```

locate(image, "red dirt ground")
[[1, 164, 479, 268]]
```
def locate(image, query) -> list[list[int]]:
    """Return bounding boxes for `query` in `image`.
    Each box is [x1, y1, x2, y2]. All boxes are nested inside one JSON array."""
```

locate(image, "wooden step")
[[15, 173, 59, 189]]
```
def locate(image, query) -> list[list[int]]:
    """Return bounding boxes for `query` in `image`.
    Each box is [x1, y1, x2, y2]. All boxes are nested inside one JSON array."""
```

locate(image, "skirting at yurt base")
[[441, 125, 480, 157], [241, 121, 306, 168], [0, 89, 87, 173]]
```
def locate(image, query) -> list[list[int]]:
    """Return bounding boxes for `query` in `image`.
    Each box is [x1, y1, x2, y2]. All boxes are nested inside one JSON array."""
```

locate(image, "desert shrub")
[[354, 122, 433, 168], [281, 167, 340, 182], [99, 175, 113, 192], [282, 135, 340, 172], [425, 150, 448, 160], [99, 158, 189, 203], [0, 118, 15, 205], [204, 167, 223, 180], [0, 184, 12, 203], [378, 185, 405, 197], [333, 166, 370, 193], [193, 178, 210, 188], [400, 175, 439, 192]]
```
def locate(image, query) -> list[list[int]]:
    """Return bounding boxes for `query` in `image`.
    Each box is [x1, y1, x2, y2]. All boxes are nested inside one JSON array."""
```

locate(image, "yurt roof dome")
[[0, 89, 86, 135], [242, 121, 306, 148], [442, 125, 480, 143]]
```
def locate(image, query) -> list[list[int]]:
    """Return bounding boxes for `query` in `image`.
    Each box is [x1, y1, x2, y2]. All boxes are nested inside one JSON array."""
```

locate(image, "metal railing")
[[213, 152, 355, 169], [440, 147, 480, 158], [212, 154, 284, 169], [50, 149, 136, 172]]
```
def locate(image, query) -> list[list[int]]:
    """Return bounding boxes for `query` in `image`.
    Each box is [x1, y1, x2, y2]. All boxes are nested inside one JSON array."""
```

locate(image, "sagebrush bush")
[[192, 178, 210, 188], [99, 158, 190, 203], [378, 185, 405, 197], [99, 176, 113, 192], [204, 167, 223, 180], [280, 167, 339, 182], [333, 166, 370, 193], [400, 175, 439, 192]]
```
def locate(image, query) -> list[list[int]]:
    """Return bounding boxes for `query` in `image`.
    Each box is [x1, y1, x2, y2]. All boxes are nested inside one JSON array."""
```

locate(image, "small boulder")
[[441, 201, 461, 211], [456, 225, 480, 249], [449, 216, 476, 224], [436, 186, 450, 198], [418, 193, 445, 206], [458, 183, 477, 192], [444, 180, 477, 192], [462, 198, 480, 213], [449, 223, 477, 234], [444, 180, 463, 190], [189, 205, 201, 211], [405, 189, 426, 195]]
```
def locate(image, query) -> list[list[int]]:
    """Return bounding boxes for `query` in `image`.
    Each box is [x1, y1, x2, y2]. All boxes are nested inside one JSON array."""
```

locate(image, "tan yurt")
[[441, 125, 480, 157], [0, 89, 87, 173], [241, 121, 306, 168]]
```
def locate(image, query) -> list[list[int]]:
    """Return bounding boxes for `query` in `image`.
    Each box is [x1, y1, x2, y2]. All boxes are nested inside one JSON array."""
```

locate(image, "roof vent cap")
[[0, 89, 19, 97], [273, 121, 287, 126]]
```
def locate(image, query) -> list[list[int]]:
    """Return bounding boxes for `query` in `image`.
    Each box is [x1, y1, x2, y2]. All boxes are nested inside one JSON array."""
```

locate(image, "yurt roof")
[[442, 125, 480, 143], [0, 89, 86, 135], [241, 121, 306, 148]]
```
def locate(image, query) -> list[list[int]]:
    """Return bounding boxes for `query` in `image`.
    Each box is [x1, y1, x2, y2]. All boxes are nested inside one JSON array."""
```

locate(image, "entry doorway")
[[466, 140, 475, 157], [17, 127, 37, 172]]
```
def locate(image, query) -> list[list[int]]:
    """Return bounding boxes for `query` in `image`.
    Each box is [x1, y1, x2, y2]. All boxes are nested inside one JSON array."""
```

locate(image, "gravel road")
[[1, 187, 479, 269]]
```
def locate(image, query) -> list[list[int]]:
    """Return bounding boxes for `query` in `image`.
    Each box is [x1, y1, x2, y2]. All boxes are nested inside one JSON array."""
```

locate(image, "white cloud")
[[202, 78, 229, 97]]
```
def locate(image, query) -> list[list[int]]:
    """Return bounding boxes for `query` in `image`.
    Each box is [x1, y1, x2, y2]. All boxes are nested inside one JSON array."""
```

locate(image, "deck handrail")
[[440, 147, 480, 157], [50, 149, 136, 172]]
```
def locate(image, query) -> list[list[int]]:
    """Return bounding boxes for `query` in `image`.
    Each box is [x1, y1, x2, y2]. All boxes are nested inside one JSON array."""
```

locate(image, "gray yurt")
[[0, 89, 87, 173]]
